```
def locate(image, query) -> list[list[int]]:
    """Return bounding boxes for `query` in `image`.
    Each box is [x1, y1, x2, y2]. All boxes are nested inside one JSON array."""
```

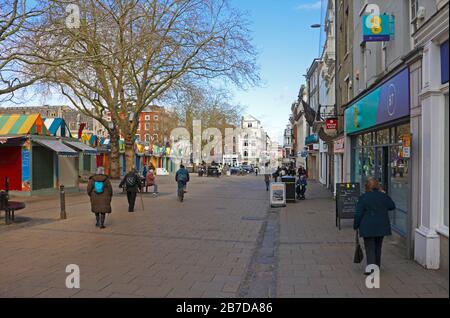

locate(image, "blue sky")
[[230, 0, 326, 143]]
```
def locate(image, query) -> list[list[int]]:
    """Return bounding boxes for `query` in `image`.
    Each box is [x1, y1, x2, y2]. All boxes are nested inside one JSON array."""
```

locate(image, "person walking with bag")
[[119, 167, 142, 212], [354, 177, 396, 274], [87, 167, 113, 229]]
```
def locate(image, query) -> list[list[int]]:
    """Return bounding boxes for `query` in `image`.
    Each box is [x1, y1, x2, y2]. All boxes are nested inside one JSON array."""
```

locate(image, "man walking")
[[119, 167, 141, 212], [175, 164, 190, 201]]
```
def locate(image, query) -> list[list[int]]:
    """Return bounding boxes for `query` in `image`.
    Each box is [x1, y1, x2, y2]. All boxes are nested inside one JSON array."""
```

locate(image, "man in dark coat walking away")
[[119, 167, 142, 212], [87, 167, 113, 229], [354, 177, 396, 274]]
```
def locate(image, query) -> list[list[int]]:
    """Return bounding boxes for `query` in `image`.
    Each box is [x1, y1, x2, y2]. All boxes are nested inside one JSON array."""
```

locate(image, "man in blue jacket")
[[175, 164, 190, 201]]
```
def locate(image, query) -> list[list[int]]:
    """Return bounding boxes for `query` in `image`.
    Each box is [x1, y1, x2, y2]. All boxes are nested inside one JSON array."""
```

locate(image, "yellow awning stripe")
[[0, 114, 20, 135], [17, 114, 39, 134]]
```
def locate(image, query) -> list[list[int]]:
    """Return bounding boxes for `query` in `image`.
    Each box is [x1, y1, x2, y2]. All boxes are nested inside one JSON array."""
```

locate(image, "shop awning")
[[0, 114, 49, 136], [64, 140, 97, 154], [33, 139, 78, 157], [0, 136, 27, 146], [43, 118, 72, 138]]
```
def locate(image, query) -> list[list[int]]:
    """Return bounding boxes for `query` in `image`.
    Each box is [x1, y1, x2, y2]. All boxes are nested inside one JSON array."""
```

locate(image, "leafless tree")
[[0, 0, 54, 101], [35, 0, 259, 178]]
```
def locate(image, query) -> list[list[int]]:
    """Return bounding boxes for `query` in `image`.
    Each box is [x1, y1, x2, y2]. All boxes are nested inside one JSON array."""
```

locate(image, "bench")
[[0, 191, 26, 225]]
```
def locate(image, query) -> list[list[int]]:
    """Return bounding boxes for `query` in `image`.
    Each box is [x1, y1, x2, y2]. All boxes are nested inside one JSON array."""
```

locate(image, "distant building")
[[136, 106, 169, 146], [239, 115, 267, 166]]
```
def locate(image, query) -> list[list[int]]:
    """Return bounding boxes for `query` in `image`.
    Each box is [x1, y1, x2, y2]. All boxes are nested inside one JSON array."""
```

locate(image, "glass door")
[[376, 146, 389, 192]]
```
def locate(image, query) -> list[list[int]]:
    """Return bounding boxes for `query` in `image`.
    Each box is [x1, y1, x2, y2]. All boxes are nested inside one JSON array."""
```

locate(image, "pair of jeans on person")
[[364, 236, 384, 269], [127, 191, 137, 212]]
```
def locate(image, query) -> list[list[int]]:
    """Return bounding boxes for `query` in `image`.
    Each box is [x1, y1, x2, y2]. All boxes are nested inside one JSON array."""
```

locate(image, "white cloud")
[[295, 1, 322, 11]]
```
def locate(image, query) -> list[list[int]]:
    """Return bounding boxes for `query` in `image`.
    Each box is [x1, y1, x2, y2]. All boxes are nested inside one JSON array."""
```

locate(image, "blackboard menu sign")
[[336, 183, 360, 230]]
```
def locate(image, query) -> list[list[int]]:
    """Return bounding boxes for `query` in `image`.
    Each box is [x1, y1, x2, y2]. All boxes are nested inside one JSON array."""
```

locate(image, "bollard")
[[60, 185, 67, 219]]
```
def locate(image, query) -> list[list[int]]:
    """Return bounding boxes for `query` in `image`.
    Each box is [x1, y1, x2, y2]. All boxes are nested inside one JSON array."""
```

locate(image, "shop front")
[[0, 114, 79, 195], [345, 67, 411, 237], [305, 134, 319, 181], [333, 135, 345, 197]]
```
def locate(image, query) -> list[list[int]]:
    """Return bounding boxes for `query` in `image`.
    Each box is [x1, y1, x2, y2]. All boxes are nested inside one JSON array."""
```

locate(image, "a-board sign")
[[336, 183, 360, 230], [270, 182, 286, 207]]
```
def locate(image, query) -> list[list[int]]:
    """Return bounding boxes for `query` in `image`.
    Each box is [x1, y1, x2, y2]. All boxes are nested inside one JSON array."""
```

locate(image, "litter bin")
[[281, 176, 296, 203]]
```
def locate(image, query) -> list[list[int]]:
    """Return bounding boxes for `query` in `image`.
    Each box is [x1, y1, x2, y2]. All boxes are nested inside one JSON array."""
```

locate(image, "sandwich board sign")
[[336, 183, 360, 230], [270, 182, 286, 207]]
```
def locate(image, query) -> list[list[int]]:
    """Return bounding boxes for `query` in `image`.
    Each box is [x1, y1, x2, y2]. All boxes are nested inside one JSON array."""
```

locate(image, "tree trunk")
[[109, 132, 121, 179], [125, 134, 135, 173]]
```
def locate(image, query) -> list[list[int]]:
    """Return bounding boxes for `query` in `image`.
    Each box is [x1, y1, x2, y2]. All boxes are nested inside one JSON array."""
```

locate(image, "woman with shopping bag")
[[354, 177, 396, 275]]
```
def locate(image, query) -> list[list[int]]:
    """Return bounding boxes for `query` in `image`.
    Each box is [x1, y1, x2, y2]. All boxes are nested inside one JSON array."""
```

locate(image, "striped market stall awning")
[[43, 118, 73, 138], [0, 114, 49, 136]]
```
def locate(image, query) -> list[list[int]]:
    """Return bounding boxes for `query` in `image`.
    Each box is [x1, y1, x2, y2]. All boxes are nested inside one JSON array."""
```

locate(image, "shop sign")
[[305, 134, 319, 145], [402, 134, 411, 148], [403, 147, 411, 158], [336, 183, 360, 230], [326, 119, 338, 130], [362, 14, 391, 42], [345, 68, 410, 134], [334, 137, 345, 154], [270, 182, 286, 207], [21, 148, 31, 192]]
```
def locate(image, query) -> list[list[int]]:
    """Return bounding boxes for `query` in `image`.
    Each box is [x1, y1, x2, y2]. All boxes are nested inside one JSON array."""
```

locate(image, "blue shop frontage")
[[345, 67, 411, 237]]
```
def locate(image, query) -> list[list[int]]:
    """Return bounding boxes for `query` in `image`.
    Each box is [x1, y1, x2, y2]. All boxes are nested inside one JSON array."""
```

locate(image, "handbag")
[[353, 230, 364, 264]]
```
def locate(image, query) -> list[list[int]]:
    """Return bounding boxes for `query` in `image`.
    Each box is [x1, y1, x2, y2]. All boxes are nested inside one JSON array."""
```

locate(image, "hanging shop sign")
[[345, 68, 410, 134], [305, 134, 319, 145], [326, 118, 338, 130], [334, 136, 345, 154], [362, 14, 392, 42]]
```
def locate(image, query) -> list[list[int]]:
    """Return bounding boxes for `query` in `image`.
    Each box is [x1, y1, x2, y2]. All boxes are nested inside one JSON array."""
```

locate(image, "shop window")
[[362, 132, 373, 147], [389, 145, 409, 234], [356, 135, 363, 148], [395, 123, 410, 144], [362, 147, 375, 183], [353, 148, 363, 186], [376, 128, 390, 145]]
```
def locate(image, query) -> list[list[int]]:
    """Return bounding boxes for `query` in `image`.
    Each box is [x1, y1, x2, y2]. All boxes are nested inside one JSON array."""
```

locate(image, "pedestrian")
[[142, 165, 148, 180], [175, 164, 190, 201], [264, 173, 271, 191], [146, 169, 158, 196], [354, 177, 396, 275], [255, 166, 259, 176], [119, 167, 142, 212], [87, 167, 113, 229]]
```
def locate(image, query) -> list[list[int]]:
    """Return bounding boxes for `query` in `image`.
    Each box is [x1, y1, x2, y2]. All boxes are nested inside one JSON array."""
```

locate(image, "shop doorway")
[[32, 145, 54, 190], [376, 146, 389, 192]]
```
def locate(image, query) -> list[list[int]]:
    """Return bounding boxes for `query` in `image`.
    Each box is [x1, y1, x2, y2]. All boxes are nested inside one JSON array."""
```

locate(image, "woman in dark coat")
[[354, 177, 396, 274], [87, 167, 113, 229]]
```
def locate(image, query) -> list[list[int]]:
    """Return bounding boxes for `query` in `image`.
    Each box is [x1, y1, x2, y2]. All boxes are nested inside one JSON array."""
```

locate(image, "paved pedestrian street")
[[0, 176, 448, 298]]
